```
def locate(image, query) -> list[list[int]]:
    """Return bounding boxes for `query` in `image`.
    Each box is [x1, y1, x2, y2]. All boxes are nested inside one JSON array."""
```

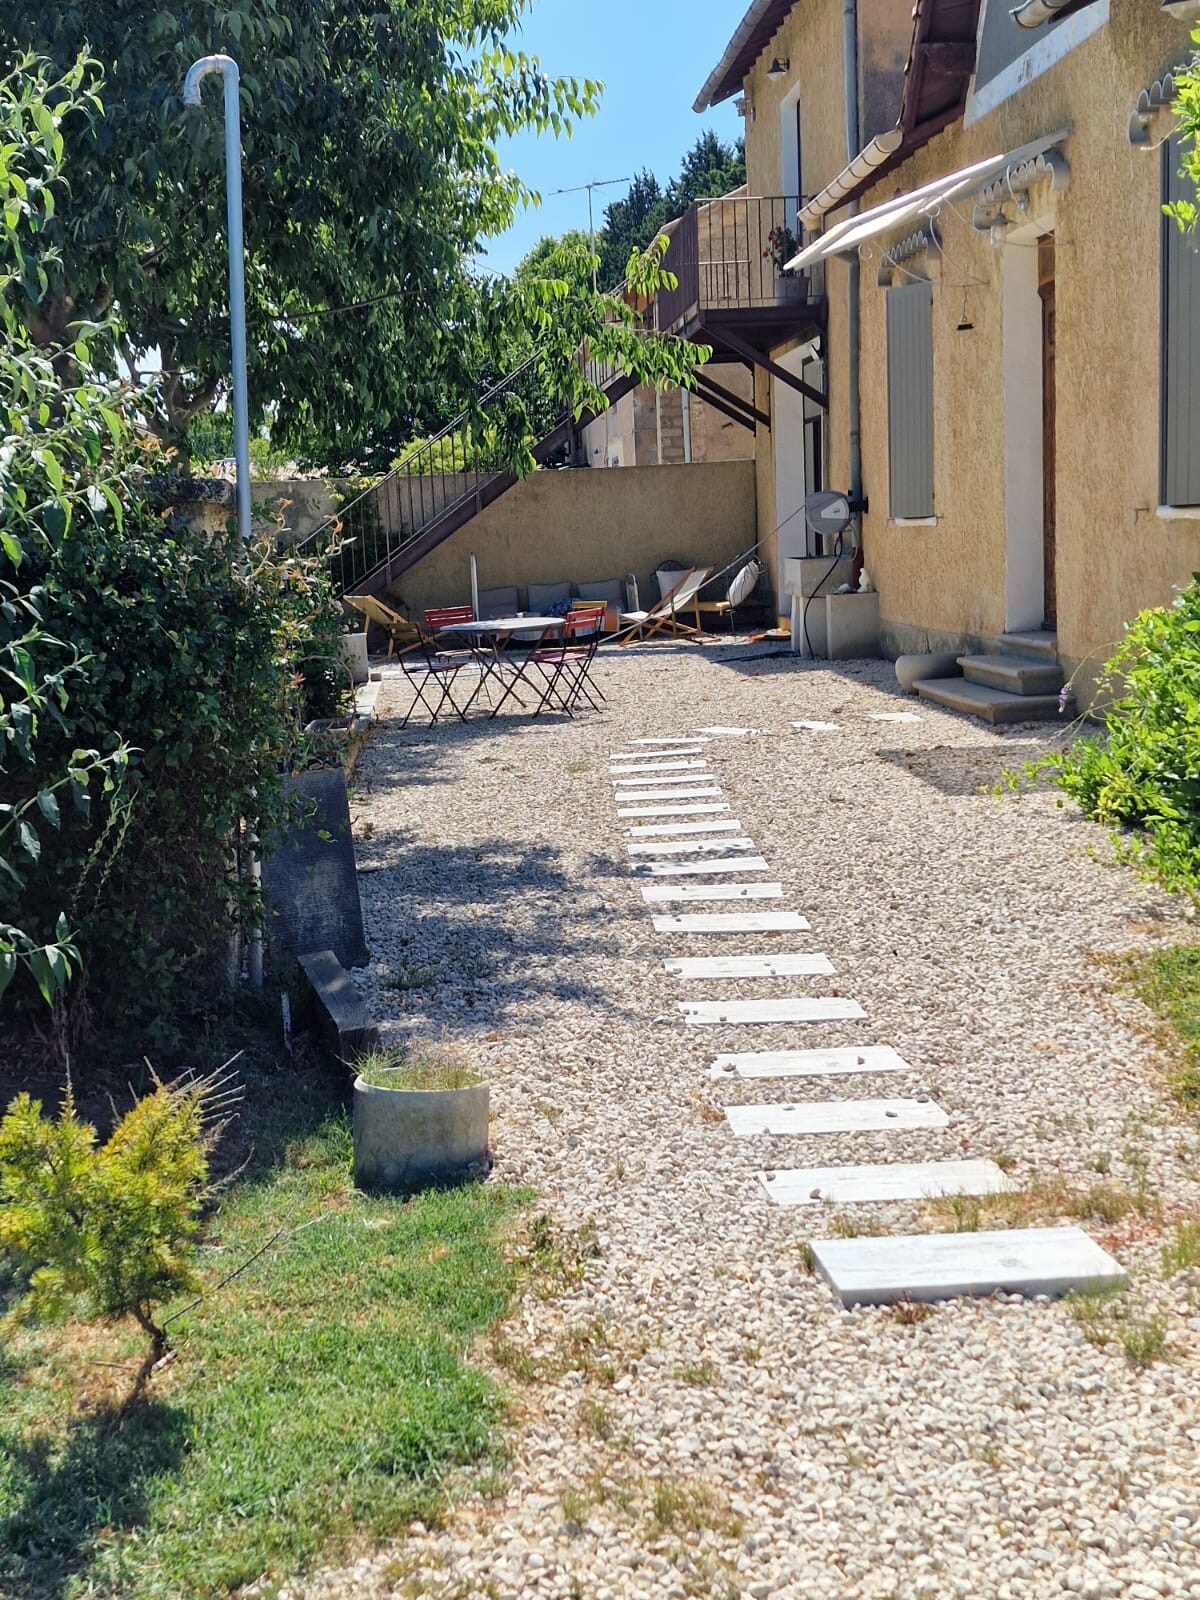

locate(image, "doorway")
[[1038, 233, 1057, 628]]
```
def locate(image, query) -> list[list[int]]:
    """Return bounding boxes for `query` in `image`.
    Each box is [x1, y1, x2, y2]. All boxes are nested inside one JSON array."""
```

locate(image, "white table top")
[[438, 616, 564, 635]]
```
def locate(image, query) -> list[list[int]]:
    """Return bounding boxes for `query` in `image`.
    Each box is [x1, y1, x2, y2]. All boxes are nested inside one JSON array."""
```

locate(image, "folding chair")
[[424, 604, 496, 712], [527, 611, 602, 718], [567, 600, 608, 701], [345, 594, 422, 659], [397, 631, 471, 728], [619, 567, 713, 645]]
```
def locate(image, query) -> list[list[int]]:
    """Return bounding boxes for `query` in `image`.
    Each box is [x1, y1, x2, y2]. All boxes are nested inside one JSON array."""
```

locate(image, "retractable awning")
[[786, 127, 1070, 271]]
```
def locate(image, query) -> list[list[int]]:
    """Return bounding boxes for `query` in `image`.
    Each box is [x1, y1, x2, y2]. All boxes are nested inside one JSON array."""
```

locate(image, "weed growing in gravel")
[[797, 1242, 816, 1273], [536, 1102, 564, 1122], [579, 1397, 615, 1439], [520, 1213, 601, 1293], [1068, 1283, 1173, 1365], [828, 1214, 890, 1239], [739, 1342, 762, 1363], [649, 1476, 743, 1539], [675, 1357, 720, 1385], [386, 960, 442, 991], [928, 1176, 1157, 1234], [991, 1150, 1016, 1173], [1162, 1220, 1200, 1275], [560, 1488, 591, 1529], [1093, 1152, 1112, 1175], [889, 1298, 935, 1326], [1119, 1316, 1170, 1366]]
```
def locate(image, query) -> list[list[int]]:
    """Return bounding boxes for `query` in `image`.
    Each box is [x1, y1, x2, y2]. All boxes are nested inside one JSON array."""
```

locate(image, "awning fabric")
[[786, 127, 1069, 271]]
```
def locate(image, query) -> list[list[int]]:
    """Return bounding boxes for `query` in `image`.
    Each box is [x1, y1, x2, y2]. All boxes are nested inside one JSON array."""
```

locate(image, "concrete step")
[[959, 653, 1063, 696], [998, 629, 1058, 660], [915, 676, 1071, 724]]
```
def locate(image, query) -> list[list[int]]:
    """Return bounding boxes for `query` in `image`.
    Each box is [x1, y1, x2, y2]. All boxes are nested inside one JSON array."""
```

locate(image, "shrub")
[[0, 1072, 228, 1356], [1027, 580, 1200, 902]]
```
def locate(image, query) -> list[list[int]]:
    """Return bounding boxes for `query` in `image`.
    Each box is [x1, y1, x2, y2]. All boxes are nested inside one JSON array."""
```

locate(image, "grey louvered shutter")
[[1162, 134, 1200, 508], [887, 281, 935, 519]]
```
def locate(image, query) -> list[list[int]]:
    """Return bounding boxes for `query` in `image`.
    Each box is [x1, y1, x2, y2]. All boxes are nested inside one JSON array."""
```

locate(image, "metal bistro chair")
[[527, 609, 603, 718], [423, 604, 498, 713], [397, 618, 471, 729]]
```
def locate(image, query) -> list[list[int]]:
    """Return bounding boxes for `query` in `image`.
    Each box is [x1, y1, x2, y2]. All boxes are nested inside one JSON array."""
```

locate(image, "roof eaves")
[[693, 0, 797, 113]]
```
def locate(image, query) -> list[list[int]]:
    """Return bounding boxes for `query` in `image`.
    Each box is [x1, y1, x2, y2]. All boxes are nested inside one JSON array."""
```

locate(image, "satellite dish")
[[803, 491, 852, 539]]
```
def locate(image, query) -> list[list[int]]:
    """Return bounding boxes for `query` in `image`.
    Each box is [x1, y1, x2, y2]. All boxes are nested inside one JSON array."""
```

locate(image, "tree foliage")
[[5, 1, 602, 468], [1, 55, 344, 1050], [1170, 42, 1200, 230]]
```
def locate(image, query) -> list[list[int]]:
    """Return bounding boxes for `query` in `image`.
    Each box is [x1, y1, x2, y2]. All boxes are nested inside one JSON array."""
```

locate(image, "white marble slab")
[[868, 712, 922, 723], [616, 787, 723, 803], [792, 720, 841, 732], [652, 911, 811, 933], [695, 725, 762, 736], [628, 819, 742, 837], [611, 768, 704, 780], [667, 953, 834, 979], [761, 1159, 1015, 1207], [725, 1096, 943, 1133], [611, 748, 707, 762], [682, 996, 866, 1027], [643, 882, 783, 904], [709, 1045, 908, 1080], [629, 836, 756, 856], [811, 1227, 1127, 1308], [623, 736, 713, 746], [618, 803, 731, 819], [641, 856, 770, 877], [613, 773, 716, 788]]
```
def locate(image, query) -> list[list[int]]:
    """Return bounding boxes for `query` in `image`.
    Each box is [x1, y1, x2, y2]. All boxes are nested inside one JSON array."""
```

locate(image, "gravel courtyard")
[[331, 640, 1200, 1600]]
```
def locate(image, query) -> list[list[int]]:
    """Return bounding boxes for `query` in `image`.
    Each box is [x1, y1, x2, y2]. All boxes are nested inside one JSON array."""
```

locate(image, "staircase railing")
[[293, 301, 649, 600]]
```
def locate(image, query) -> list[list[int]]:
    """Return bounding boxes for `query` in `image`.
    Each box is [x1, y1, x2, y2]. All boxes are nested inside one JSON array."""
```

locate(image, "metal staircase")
[[296, 346, 640, 601]]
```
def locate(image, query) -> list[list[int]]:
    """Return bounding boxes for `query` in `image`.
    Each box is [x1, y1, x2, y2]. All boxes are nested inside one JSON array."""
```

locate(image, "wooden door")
[[1038, 233, 1057, 628]]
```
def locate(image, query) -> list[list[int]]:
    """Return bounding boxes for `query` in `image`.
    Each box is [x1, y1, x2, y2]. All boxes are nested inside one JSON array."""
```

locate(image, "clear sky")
[[484, 0, 744, 277]]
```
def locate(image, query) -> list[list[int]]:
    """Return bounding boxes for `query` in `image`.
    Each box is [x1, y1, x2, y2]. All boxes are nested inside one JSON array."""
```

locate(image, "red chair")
[[528, 610, 602, 717], [424, 604, 494, 712]]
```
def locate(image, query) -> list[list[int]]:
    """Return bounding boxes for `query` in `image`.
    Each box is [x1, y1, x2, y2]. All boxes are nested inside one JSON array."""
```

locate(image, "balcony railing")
[[657, 195, 824, 333]]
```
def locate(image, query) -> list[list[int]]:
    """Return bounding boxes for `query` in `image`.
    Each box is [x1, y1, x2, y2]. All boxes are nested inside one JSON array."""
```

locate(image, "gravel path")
[[317, 642, 1200, 1600]]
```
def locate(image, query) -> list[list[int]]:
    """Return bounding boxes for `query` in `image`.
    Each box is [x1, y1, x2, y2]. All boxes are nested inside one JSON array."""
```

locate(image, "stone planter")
[[774, 273, 804, 305], [338, 629, 370, 685], [353, 1076, 490, 1191]]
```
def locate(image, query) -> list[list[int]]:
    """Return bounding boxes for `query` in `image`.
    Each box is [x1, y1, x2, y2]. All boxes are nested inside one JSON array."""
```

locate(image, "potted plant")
[[352, 1043, 490, 1191], [763, 224, 803, 304]]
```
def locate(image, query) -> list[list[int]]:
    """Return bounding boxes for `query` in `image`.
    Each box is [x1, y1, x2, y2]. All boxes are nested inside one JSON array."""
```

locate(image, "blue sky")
[[484, 0, 744, 276]]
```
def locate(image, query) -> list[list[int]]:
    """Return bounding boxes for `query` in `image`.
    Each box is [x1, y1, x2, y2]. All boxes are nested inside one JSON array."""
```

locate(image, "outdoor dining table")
[[435, 615, 566, 717]]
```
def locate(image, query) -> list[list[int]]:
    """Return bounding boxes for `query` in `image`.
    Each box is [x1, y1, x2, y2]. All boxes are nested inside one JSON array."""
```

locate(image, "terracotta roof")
[[694, 0, 797, 112]]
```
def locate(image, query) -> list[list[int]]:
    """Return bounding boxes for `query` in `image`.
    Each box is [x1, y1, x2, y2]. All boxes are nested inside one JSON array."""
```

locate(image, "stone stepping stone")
[[652, 911, 811, 932], [619, 803, 731, 819], [760, 1159, 1015, 1207], [640, 856, 770, 877], [612, 748, 707, 762], [643, 882, 783, 904], [623, 736, 713, 745], [611, 768, 704, 780], [616, 787, 723, 803], [792, 720, 841, 732], [709, 1045, 908, 1079], [613, 773, 716, 788], [629, 836, 757, 856], [810, 1226, 1127, 1308], [695, 725, 762, 736], [725, 1095, 943, 1133], [681, 996, 866, 1026], [628, 818, 742, 837], [868, 711, 921, 723], [667, 953, 834, 979]]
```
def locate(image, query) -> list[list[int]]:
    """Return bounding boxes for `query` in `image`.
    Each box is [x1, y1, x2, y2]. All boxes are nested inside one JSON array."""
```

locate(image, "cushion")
[[477, 585, 520, 619], [576, 578, 624, 605], [726, 559, 761, 609], [527, 580, 573, 612], [656, 562, 689, 602]]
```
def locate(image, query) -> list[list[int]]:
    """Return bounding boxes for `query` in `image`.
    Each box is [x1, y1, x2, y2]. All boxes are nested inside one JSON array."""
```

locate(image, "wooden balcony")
[[657, 194, 826, 364]]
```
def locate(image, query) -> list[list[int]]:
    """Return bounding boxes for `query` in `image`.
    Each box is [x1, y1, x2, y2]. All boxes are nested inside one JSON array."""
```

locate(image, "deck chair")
[[620, 567, 713, 645], [345, 594, 422, 660]]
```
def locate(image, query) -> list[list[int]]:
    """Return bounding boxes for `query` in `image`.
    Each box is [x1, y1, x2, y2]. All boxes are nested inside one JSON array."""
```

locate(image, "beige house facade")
[[697, 0, 1200, 705], [578, 370, 756, 468]]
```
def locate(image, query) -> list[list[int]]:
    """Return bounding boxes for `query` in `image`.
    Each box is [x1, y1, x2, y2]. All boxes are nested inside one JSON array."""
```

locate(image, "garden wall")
[[383, 459, 758, 619]]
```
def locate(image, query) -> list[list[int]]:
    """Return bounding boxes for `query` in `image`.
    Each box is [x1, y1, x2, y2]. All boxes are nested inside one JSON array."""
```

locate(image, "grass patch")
[[648, 1475, 743, 1540], [1110, 945, 1200, 1106], [354, 1041, 481, 1091], [926, 1175, 1156, 1234], [0, 1066, 527, 1599], [1162, 1220, 1200, 1275], [1067, 1282, 1172, 1366]]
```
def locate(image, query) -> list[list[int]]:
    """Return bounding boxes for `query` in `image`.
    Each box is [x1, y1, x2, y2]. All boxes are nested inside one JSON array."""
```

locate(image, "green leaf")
[[35, 789, 60, 828], [0, 949, 15, 1003]]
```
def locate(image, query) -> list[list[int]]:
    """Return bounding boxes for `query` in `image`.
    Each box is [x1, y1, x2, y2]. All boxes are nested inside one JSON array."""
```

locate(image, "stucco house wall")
[[850, 0, 1187, 699], [579, 372, 756, 467]]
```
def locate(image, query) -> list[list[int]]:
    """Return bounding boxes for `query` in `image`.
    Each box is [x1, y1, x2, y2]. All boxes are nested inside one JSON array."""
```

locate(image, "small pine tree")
[[0, 1072, 230, 1357]]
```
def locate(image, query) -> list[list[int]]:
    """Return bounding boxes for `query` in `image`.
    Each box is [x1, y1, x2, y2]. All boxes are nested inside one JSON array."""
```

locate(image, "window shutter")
[[1162, 134, 1200, 508], [886, 281, 935, 519]]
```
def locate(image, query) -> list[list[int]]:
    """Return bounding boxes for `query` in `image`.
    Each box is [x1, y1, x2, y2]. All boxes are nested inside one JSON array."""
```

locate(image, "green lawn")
[[0, 1069, 528, 1599], [1117, 943, 1200, 1105]]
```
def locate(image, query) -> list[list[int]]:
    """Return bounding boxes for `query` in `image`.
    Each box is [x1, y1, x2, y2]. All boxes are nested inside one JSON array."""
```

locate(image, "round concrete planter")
[[895, 652, 961, 694], [352, 1077, 490, 1191]]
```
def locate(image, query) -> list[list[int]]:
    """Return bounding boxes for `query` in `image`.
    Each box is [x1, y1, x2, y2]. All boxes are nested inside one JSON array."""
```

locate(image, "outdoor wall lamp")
[[767, 57, 791, 80]]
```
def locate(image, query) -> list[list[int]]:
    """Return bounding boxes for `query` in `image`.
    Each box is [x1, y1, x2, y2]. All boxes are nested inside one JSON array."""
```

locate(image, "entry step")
[[958, 653, 1063, 696], [915, 676, 1070, 724], [998, 630, 1058, 660], [811, 1225, 1125, 1307]]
